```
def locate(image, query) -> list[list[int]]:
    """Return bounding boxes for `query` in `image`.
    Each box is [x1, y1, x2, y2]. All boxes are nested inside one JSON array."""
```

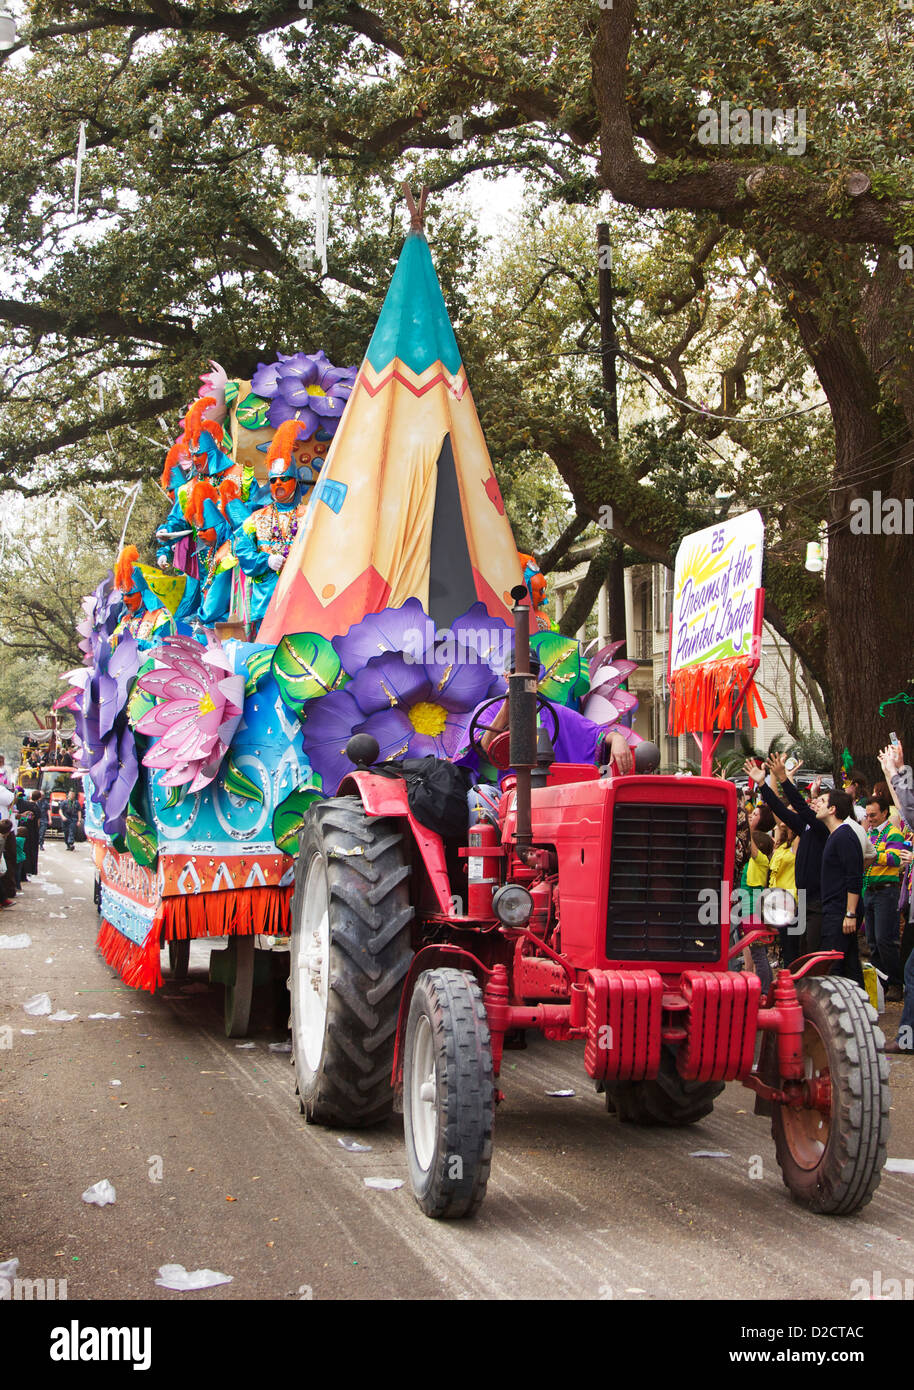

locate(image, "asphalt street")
[[2, 840, 914, 1302]]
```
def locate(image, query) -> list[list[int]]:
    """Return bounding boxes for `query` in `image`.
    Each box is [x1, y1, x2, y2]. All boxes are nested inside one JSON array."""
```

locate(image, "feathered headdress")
[[187, 479, 220, 530], [114, 545, 141, 610], [159, 433, 190, 491], [185, 396, 218, 454], [266, 419, 306, 474]]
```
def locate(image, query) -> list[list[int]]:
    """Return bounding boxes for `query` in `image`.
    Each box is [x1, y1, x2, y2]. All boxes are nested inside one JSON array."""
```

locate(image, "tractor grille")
[[606, 802, 727, 961]]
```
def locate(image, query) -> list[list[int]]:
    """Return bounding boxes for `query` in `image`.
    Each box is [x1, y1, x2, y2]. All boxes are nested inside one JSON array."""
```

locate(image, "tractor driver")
[[459, 695, 637, 777]]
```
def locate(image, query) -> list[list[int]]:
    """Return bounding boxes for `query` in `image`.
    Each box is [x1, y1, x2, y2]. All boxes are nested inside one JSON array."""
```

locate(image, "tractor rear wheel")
[[289, 798, 414, 1127], [603, 1046, 724, 1126], [770, 975, 889, 1215], [403, 968, 494, 1219]]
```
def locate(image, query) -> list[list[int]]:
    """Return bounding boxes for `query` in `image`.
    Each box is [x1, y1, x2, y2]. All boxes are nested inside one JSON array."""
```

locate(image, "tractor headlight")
[[491, 883, 534, 927], [761, 888, 797, 928]]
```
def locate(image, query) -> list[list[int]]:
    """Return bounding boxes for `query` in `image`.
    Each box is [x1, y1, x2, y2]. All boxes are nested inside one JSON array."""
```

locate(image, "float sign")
[[670, 510, 764, 671]]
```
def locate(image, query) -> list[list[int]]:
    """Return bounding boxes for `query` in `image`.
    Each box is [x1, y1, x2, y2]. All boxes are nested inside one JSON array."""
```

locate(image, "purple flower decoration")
[[250, 349, 357, 436], [69, 632, 141, 837], [75, 572, 121, 665], [297, 601, 509, 792]]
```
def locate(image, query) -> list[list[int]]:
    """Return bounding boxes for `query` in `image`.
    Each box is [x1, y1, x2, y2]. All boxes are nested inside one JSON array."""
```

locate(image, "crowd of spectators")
[[734, 744, 913, 1053], [19, 736, 75, 770]]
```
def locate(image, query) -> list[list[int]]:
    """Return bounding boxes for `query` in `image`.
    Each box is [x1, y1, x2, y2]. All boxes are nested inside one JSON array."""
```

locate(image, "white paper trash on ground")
[[0, 934, 31, 949], [49, 1011, 78, 1022], [88, 1012, 122, 1020], [364, 1177, 403, 1191], [884, 1158, 914, 1175], [82, 1179, 116, 1206], [155, 1264, 233, 1291], [23, 993, 52, 1016]]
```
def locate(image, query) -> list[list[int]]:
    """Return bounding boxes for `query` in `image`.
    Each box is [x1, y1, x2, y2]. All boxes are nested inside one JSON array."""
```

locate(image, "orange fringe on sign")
[[96, 887, 292, 993], [668, 656, 766, 737]]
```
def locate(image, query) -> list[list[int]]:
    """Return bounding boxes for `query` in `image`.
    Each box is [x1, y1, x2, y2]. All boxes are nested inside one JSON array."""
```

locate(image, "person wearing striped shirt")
[[864, 794, 906, 1001]]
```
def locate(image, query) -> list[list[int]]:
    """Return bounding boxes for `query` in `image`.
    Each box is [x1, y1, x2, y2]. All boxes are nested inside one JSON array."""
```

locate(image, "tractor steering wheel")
[[465, 691, 560, 770]]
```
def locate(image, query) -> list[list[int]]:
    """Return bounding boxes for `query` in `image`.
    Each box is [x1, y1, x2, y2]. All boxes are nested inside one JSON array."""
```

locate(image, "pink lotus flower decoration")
[[134, 635, 245, 791], [580, 640, 640, 724]]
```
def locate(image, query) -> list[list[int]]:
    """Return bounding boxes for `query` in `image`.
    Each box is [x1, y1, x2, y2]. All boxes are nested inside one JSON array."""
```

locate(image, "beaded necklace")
[[254, 504, 302, 558]]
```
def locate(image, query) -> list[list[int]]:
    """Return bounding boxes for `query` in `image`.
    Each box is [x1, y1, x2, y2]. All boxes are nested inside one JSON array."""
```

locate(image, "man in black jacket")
[[815, 789, 865, 988], [744, 754, 827, 962], [60, 790, 81, 850]]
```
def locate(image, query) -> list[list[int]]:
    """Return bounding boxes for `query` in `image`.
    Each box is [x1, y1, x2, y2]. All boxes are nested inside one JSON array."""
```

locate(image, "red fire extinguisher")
[[467, 818, 500, 917]]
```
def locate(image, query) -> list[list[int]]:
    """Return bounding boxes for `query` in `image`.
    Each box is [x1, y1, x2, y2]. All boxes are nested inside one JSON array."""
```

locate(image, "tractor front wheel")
[[603, 1046, 724, 1126], [403, 968, 494, 1219], [289, 799, 414, 1127], [771, 975, 889, 1215]]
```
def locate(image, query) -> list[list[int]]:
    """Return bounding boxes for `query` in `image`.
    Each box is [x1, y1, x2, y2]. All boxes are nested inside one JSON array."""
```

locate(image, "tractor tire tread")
[[771, 976, 889, 1215], [290, 797, 414, 1128]]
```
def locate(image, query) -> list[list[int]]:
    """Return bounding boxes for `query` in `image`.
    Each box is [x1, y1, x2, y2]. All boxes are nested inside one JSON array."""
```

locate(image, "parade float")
[[69, 193, 639, 1036]]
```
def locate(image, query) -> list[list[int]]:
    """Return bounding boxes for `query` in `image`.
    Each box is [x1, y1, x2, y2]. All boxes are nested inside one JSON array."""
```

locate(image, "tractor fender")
[[391, 943, 492, 1098], [337, 769, 453, 915]]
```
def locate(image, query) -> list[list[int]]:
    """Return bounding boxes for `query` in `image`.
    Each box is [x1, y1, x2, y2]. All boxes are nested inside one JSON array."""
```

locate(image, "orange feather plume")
[[218, 478, 240, 510], [266, 419, 305, 470], [184, 396, 217, 452], [187, 479, 219, 529], [114, 545, 141, 610], [159, 433, 189, 491]]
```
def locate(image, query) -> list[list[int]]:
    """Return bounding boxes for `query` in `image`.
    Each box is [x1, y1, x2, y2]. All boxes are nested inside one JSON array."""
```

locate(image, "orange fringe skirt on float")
[[95, 885, 292, 993], [667, 655, 766, 738]]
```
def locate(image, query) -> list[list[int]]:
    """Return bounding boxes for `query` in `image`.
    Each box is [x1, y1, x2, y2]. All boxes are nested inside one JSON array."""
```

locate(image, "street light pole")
[[596, 222, 627, 654]]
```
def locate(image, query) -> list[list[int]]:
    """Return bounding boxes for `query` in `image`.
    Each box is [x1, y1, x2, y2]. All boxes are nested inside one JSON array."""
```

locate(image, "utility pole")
[[596, 223, 628, 653]]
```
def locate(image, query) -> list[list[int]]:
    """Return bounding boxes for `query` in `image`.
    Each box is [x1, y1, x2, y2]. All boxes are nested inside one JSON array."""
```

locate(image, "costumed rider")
[[156, 432, 195, 573], [518, 552, 550, 632], [233, 420, 310, 628], [156, 397, 251, 570], [187, 484, 236, 627], [111, 545, 200, 648]]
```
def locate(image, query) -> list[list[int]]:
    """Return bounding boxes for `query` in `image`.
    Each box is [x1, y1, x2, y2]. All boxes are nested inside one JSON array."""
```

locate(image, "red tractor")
[[288, 589, 889, 1219]]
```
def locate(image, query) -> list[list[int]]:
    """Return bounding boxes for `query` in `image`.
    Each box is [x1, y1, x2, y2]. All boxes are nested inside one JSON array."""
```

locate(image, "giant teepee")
[[256, 197, 524, 644]]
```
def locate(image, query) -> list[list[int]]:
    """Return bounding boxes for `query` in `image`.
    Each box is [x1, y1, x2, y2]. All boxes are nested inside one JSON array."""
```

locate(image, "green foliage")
[[788, 728, 834, 773], [271, 633, 344, 713], [272, 783, 324, 855]]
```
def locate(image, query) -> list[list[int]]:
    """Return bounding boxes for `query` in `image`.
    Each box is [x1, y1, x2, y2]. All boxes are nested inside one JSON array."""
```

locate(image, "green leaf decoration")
[[235, 391, 271, 431], [224, 754, 264, 804], [125, 812, 158, 868], [126, 660, 157, 728], [530, 631, 589, 707], [224, 379, 240, 406], [164, 783, 184, 809], [272, 782, 323, 854], [272, 632, 344, 713], [244, 646, 276, 696]]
